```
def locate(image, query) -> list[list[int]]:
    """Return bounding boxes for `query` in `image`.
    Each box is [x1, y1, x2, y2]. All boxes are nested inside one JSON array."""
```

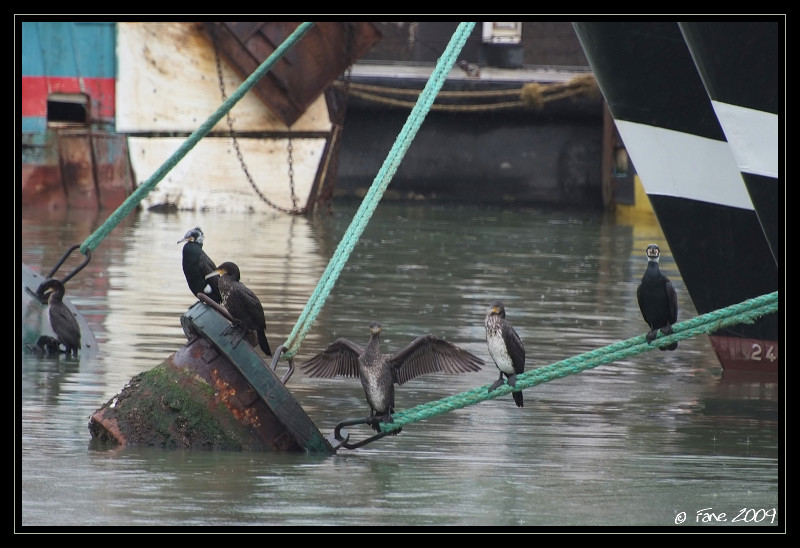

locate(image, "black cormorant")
[[485, 300, 525, 407], [300, 321, 484, 432], [205, 261, 272, 356], [178, 226, 222, 304], [38, 279, 81, 357], [637, 243, 678, 351]]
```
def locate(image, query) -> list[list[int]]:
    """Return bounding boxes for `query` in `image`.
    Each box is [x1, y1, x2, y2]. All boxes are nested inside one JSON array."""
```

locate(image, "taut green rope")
[[379, 290, 779, 433], [78, 22, 316, 255], [281, 22, 477, 359]]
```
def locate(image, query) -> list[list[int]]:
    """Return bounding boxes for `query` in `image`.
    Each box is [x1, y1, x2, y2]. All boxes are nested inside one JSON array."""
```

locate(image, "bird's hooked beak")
[[205, 268, 223, 279], [36, 280, 54, 298], [178, 227, 203, 244]]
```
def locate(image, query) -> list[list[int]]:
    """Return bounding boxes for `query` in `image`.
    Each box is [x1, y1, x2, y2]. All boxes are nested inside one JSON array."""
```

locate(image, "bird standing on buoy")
[[37, 279, 81, 357], [485, 300, 525, 407], [205, 261, 272, 356], [300, 321, 484, 432], [178, 226, 222, 304], [637, 243, 678, 350]]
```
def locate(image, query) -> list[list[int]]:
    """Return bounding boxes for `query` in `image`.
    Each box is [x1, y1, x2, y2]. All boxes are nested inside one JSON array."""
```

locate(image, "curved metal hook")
[[269, 345, 294, 385], [332, 416, 396, 450], [44, 244, 91, 284]]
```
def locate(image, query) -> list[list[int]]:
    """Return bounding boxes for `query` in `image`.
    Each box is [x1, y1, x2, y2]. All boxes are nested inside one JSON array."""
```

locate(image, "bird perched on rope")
[[300, 321, 484, 433], [485, 300, 525, 407], [37, 278, 81, 357], [205, 261, 272, 356], [178, 226, 222, 304], [637, 243, 678, 351]]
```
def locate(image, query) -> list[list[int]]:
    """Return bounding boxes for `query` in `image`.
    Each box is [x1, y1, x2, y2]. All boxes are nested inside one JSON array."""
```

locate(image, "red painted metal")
[[709, 335, 779, 375], [21, 75, 116, 119]]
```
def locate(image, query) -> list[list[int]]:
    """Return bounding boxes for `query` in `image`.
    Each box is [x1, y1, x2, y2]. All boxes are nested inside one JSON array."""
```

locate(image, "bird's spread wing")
[[390, 335, 484, 385], [299, 338, 364, 378]]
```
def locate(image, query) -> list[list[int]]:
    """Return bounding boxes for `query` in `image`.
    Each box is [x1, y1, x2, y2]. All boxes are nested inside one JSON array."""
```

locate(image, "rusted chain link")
[[213, 38, 304, 215]]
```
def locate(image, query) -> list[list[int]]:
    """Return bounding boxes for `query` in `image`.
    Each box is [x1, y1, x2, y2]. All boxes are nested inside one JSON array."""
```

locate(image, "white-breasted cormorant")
[[38, 279, 81, 357], [485, 300, 525, 407], [205, 261, 272, 356], [300, 321, 484, 432], [637, 243, 678, 351], [178, 226, 222, 304]]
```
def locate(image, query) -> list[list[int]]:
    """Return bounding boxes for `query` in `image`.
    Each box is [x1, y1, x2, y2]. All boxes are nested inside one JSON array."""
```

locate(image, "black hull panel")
[[573, 21, 781, 372], [679, 20, 782, 267], [648, 194, 778, 343]]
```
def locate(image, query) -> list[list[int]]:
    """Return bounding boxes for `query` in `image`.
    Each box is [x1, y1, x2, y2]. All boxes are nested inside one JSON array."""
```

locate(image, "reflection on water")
[[19, 202, 781, 528]]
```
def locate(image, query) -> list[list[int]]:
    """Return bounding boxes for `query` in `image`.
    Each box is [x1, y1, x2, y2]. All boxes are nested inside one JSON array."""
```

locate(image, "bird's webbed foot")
[[367, 412, 401, 435], [660, 324, 674, 336], [489, 373, 507, 392], [645, 329, 658, 344], [490, 373, 517, 392]]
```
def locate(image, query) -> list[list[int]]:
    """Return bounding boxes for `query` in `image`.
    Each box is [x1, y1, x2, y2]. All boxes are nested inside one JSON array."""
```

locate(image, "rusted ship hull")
[[20, 21, 381, 213]]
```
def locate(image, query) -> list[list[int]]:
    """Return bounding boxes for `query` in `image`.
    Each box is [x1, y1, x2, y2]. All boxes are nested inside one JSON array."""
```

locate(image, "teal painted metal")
[[180, 301, 336, 454]]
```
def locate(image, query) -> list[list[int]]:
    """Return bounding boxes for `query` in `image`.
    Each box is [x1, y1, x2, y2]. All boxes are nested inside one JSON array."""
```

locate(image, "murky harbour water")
[[18, 201, 781, 529]]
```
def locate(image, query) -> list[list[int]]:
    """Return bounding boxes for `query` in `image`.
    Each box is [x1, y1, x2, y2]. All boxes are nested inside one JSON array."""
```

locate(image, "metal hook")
[[35, 245, 92, 298], [332, 416, 397, 450], [44, 244, 91, 284], [269, 345, 295, 385]]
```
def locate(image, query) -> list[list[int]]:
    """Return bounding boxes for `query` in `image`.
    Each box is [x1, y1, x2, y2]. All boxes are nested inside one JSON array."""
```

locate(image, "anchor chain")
[[213, 39, 304, 215]]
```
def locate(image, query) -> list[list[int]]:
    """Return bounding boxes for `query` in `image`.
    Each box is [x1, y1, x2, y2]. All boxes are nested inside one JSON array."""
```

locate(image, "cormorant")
[[205, 261, 272, 356], [485, 300, 525, 407], [37, 279, 81, 357], [300, 321, 484, 432], [637, 243, 678, 351], [178, 226, 222, 304]]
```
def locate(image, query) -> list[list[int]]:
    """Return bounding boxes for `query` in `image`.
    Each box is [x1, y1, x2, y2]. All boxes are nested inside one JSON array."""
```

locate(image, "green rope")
[[379, 290, 779, 433], [281, 22, 477, 359], [78, 22, 316, 255]]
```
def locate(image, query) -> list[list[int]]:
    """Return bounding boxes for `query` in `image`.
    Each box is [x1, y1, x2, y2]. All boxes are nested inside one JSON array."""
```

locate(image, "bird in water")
[[637, 243, 678, 351], [37, 279, 81, 357], [205, 261, 272, 356], [300, 321, 484, 433], [177, 226, 222, 304], [485, 300, 525, 407]]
